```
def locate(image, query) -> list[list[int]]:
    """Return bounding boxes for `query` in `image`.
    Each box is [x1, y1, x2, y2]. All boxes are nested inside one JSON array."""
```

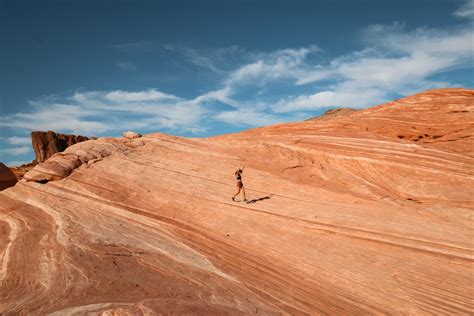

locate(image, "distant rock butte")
[[0, 163, 17, 190], [31, 131, 89, 163], [1, 88, 473, 314]]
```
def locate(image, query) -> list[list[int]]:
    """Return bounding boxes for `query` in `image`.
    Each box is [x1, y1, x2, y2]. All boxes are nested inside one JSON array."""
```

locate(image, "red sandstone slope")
[[0, 88, 473, 315]]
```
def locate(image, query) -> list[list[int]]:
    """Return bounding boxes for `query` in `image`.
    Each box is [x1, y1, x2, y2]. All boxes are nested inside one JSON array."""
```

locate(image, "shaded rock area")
[[32, 131, 89, 163], [1, 88, 473, 314], [0, 163, 17, 190]]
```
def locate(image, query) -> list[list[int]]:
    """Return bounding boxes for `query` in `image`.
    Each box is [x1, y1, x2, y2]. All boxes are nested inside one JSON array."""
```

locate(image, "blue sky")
[[0, 0, 473, 166]]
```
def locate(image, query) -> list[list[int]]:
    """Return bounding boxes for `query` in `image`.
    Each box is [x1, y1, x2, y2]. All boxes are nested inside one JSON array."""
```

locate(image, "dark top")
[[235, 170, 242, 181]]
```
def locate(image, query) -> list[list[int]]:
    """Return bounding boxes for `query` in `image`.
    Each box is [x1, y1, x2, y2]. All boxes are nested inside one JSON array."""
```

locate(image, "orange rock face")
[[0, 88, 473, 314]]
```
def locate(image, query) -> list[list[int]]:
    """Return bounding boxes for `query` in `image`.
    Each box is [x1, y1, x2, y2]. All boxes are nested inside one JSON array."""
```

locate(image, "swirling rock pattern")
[[1, 88, 473, 315]]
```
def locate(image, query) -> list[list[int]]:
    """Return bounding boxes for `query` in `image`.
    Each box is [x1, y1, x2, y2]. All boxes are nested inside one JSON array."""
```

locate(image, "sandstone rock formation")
[[31, 131, 89, 163], [0, 88, 473, 314], [0, 163, 17, 190]]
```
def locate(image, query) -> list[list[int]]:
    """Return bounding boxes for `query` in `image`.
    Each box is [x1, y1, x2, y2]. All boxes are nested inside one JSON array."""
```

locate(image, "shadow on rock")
[[246, 194, 273, 204]]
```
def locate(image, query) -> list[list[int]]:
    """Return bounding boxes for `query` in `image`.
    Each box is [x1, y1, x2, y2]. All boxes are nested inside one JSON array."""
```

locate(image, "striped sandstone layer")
[[1, 88, 473, 314]]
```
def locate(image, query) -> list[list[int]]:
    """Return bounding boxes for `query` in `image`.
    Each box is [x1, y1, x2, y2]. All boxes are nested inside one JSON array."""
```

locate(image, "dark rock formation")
[[31, 131, 89, 163], [0, 162, 17, 190]]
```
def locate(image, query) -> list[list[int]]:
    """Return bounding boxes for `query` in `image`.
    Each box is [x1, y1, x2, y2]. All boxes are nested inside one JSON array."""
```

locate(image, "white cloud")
[[7, 136, 31, 146], [0, 146, 32, 156], [192, 87, 241, 108], [104, 89, 181, 102], [0, 89, 209, 135], [453, 0, 474, 19], [1, 102, 108, 134], [274, 17, 473, 112], [225, 46, 321, 87]]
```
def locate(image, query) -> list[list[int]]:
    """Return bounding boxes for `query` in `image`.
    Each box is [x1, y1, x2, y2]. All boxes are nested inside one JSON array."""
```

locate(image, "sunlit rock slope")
[[1, 88, 473, 315]]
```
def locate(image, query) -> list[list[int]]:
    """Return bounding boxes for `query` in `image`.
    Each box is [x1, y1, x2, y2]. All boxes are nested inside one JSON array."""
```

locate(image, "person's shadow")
[[246, 194, 273, 204]]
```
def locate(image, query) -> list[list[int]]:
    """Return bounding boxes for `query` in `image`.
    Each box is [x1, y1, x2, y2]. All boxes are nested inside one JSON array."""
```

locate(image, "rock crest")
[[23, 139, 121, 183]]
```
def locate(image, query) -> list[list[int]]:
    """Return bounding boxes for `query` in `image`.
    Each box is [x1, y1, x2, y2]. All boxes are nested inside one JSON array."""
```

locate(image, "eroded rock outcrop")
[[0, 88, 473, 314], [23, 139, 126, 183], [31, 131, 89, 163]]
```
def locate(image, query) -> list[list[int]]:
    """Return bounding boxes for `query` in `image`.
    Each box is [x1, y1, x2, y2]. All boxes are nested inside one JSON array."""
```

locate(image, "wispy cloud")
[[163, 44, 226, 73], [274, 19, 472, 111], [0, 89, 208, 135], [225, 46, 321, 88], [0, 146, 32, 156], [453, 0, 474, 19], [7, 136, 31, 146]]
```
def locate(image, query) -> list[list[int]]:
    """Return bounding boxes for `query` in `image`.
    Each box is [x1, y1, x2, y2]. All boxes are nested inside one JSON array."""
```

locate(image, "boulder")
[[0, 162, 17, 190]]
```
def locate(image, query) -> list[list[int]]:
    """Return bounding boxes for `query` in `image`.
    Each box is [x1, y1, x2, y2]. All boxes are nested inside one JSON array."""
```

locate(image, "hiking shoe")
[[232, 197, 235, 201]]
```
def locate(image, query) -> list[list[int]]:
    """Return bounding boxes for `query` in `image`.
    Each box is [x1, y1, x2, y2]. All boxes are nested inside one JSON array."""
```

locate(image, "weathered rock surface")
[[0, 163, 17, 190], [0, 88, 473, 314], [23, 140, 120, 183], [31, 131, 89, 163]]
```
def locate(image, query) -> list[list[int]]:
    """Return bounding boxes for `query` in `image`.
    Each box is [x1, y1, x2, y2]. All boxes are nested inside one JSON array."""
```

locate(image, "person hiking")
[[232, 165, 247, 202]]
